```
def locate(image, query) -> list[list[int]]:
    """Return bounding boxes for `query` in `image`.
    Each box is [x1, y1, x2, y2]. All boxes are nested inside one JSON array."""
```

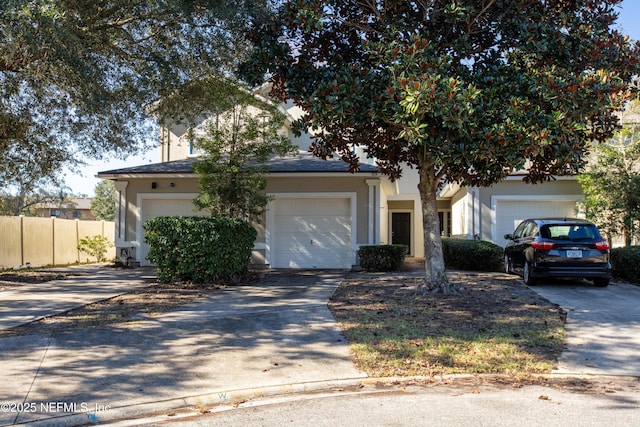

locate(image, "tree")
[[1, 0, 274, 188], [91, 180, 116, 221], [0, 183, 71, 217], [192, 83, 297, 222], [241, 0, 640, 291], [579, 99, 640, 246]]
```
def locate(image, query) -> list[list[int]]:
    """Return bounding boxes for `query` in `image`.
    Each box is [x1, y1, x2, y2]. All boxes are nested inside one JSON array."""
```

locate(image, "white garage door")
[[139, 197, 205, 266], [495, 199, 578, 247], [271, 198, 352, 269]]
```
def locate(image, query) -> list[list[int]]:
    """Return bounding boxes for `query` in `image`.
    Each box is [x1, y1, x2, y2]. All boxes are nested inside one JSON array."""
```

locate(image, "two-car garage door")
[[270, 197, 353, 269]]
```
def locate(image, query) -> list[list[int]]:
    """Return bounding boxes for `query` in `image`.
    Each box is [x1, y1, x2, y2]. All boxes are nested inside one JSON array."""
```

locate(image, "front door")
[[391, 212, 411, 254]]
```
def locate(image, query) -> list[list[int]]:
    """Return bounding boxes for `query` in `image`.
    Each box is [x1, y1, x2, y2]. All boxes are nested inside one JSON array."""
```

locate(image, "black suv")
[[504, 218, 611, 287]]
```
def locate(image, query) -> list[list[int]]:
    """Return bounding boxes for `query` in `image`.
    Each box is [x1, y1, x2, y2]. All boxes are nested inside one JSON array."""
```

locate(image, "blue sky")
[[65, 1, 640, 196]]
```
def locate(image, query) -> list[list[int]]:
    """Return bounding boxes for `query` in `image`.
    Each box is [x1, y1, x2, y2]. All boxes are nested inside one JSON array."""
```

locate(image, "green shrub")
[[144, 216, 257, 284], [610, 246, 640, 283], [442, 238, 503, 272], [77, 235, 114, 263], [358, 244, 408, 272]]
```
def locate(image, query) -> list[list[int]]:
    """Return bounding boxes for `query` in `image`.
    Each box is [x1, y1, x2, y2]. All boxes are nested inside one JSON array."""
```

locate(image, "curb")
[[15, 378, 369, 427], [14, 373, 640, 426]]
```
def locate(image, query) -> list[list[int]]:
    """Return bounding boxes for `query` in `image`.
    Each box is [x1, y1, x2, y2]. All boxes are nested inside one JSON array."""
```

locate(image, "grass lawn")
[[328, 270, 566, 378]]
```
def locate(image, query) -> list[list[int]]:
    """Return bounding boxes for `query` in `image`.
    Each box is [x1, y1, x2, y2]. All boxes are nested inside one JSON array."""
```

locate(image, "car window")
[[523, 222, 538, 238], [543, 225, 570, 239], [542, 224, 598, 240], [568, 225, 597, 240], [512, 221, 527, 239]]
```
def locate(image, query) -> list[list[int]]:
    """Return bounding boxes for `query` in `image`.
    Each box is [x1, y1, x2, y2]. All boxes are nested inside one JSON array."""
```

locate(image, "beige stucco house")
[[97, 101, 584, 269]]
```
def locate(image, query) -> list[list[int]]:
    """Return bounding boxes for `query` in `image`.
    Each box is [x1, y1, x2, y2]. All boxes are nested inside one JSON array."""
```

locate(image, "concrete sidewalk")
[[0, 265, 155, 330], [0, 270, 366, 426]]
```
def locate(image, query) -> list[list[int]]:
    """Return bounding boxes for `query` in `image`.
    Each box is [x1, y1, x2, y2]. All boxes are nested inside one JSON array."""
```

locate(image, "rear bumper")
[[530, 264, 612, 280]]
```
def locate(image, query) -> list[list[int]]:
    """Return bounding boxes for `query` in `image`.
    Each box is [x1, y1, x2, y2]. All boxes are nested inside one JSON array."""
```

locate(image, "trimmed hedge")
[[610, 246, 640, 283], [144, 216, 257, 283], [358, 244, 408, 272], [442, 238, 503, 272]]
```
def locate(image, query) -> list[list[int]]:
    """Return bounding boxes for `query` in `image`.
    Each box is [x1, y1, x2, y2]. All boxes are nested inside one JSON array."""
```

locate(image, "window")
[[523, 222, 538, 238], [438, 211, 452, 236], [513, 221, 528, 239]]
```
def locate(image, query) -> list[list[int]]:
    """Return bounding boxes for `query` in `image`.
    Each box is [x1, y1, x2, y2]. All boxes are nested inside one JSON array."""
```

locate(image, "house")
[[97, 101, 584, 269], [34, 197, 97, 220]]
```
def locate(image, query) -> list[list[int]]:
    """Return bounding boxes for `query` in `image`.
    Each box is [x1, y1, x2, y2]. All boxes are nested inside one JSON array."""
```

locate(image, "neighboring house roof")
[[97, 152, 380, 177], [37, 197, 92, 210]]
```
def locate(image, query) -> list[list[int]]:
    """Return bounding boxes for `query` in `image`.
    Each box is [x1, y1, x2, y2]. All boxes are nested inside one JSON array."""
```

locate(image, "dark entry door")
[[391, 212, 411, 253]]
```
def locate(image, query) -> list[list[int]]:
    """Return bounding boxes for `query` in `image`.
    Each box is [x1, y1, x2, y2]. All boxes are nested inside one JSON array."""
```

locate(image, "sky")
[[63, 0, 640, 197]]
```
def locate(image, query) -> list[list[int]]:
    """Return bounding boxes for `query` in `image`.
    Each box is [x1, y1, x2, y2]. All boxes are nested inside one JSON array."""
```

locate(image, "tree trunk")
[[416, 161, 454, 293]]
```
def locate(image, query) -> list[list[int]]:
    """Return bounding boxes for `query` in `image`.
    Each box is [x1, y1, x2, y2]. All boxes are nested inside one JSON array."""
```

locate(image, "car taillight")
[[594, 240, 610, 251], [531, 240, 555, 250]]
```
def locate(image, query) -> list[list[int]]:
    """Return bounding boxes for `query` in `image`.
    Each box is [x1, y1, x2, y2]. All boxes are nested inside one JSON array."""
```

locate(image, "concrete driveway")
[[530, 279, 640, 376], [0, 270, 366, 426]]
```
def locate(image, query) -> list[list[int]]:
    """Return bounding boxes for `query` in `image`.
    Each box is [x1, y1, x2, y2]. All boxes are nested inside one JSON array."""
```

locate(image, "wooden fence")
[[0, 216, 115, 269]]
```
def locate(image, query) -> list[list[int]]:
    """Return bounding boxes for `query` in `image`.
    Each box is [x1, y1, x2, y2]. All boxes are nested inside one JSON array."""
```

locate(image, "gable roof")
[[97, 152, 380, 178]]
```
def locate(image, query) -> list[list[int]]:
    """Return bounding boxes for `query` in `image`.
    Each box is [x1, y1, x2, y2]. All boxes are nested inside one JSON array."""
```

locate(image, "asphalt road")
[[127, 380, 640, 427]]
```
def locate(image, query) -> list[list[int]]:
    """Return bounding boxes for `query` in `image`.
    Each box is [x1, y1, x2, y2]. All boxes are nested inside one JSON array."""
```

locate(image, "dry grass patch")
[[328, 271, 566, 377]]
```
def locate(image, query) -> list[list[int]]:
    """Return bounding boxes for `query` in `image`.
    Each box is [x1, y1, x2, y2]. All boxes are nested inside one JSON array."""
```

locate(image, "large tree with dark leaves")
[[0, 0, 271, 189], [241, 0, 640, 291]]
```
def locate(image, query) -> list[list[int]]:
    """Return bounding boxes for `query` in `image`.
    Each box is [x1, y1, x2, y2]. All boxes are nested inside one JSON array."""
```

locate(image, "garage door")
[[495, 199, 578, 247], [139, 197, 205, 266], [271, 198, 352, 269]]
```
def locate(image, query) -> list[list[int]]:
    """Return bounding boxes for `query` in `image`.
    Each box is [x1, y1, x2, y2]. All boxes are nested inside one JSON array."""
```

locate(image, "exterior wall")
[[116, 177, 201, 245], [112, 173, 380, 267], [160, 101, 313, 163], [450, 188, 468, 237], [386, 167, 424, 257], [161, 124, 193, 161], [444, 178, 584, 243]]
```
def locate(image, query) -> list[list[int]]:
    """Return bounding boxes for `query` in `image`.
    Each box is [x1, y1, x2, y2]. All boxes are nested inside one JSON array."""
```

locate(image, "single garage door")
[[271, 198, 352, 269], [495, 199, 578, 247], [139, 197, 205, 266]]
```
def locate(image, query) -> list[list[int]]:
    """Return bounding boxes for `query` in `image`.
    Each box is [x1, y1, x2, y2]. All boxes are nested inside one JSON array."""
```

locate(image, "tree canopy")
[[1, 0, 273, 188], [192, 83, 296, 223], [91, 180, 116, 221], [579, 98, 640, 246], [241, 0, 640, 289]]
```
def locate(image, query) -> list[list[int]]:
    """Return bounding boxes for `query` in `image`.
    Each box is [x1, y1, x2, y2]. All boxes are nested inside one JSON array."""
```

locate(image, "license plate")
[[566, 250, 582, 258]]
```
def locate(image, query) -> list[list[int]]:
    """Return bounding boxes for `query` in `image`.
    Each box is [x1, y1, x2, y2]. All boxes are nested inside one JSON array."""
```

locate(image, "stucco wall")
[[113, 173, 379, 266]]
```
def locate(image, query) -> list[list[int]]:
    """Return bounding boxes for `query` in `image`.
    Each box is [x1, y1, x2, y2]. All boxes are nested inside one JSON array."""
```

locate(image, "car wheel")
[[523, 262, 537, 286], [593, 278, 610, 287], [504, 255, 512, 274]]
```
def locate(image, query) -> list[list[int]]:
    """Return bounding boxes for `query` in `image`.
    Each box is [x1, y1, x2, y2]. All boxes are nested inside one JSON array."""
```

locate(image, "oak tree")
[[1, 0, 272, 187]]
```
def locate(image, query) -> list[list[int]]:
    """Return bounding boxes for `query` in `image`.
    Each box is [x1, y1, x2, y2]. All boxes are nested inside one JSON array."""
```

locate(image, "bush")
[[442, 238, 503, 272], [144, 216, 257, 284], [77, 235, 114, 263], [358, 245, 408, 272], [610, 246, 640, 283]]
